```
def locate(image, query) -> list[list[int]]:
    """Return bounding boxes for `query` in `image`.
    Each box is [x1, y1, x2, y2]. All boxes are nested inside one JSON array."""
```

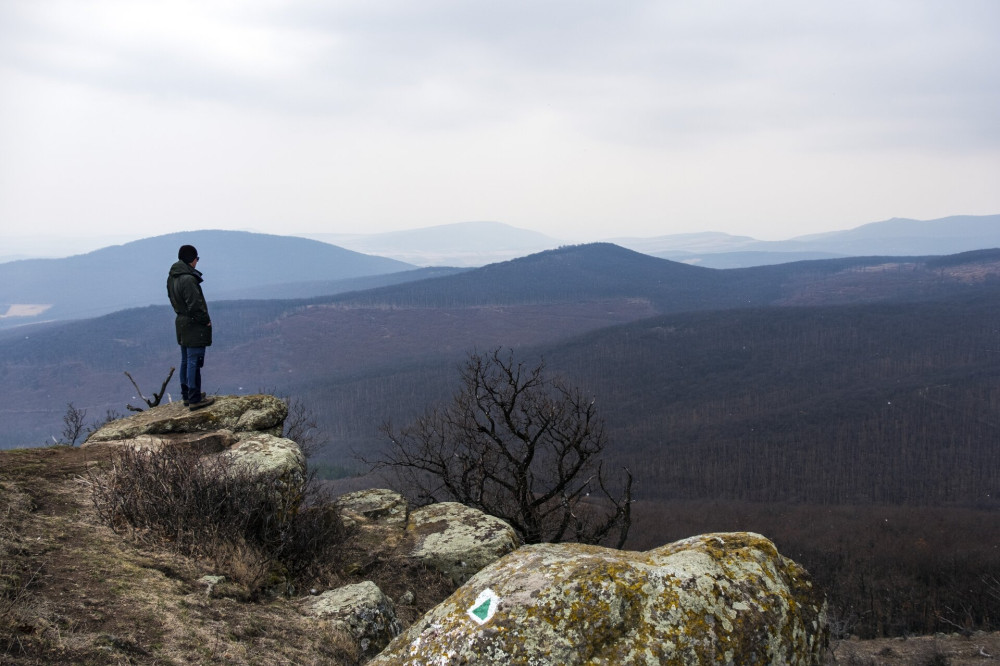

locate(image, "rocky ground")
[[0, 445, 453, 665], [827, 633, 1000, 665], [2, 444, 996, 665]]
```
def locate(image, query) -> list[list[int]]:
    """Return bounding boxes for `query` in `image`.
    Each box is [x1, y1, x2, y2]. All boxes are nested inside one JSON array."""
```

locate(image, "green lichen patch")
[[370, 532, 829, 665], [406, 503, 520, 585]]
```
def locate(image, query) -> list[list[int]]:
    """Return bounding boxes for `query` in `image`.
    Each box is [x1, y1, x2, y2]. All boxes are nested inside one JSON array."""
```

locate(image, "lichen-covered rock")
[[219, 433, 306, 489], [305, 581, 403, 657], [83, 395, 305, 503], [81, 430, 237, 454], [336, 488, 409, 529], [84, 394, 287, 443], [406, 502, 520, 586], [370, 532, 829, 665]]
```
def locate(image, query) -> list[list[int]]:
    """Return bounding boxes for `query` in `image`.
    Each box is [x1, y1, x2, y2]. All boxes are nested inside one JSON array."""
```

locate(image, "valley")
[[3, 237, 1000, 640]]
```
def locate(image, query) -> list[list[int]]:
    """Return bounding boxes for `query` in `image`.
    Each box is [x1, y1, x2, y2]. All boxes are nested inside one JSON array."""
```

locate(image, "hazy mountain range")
[[3, 241, 1000, 512], [303, 220, 560, 267], [4, 223, 999, 650], [612, 214, 1000, 267], [4, 213, 998, 270], [3, 214, 999, 330], [310, 214, 1000, 267], [0, 230, 418, 329]]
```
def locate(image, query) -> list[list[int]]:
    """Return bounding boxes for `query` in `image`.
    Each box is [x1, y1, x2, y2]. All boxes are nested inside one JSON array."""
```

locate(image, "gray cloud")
[[3, 0, 997, 147], [0, 0, 997, 239]]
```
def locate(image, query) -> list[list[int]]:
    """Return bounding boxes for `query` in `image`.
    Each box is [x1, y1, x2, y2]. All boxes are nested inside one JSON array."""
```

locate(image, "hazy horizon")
[[2, 2, 998, 244], [2, 214, 991, 261]]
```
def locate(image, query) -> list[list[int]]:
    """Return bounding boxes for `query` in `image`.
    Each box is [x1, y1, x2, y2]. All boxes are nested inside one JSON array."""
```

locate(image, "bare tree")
[[283, 396, 328, 459], [124, 368, 174, 412], [59, 402, 88, 446], [376, 348, 632, 547]]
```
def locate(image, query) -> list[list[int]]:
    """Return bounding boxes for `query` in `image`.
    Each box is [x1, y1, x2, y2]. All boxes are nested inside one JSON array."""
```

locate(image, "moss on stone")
[[370, 532, 829, 665]]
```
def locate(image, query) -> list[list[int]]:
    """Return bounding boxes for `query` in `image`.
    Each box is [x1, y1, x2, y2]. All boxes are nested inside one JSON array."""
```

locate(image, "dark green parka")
[[167, 260, 212, 347]]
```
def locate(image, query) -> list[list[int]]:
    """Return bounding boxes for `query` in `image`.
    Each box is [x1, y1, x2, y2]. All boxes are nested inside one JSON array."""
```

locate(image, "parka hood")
[[169, 260, 203, 283]]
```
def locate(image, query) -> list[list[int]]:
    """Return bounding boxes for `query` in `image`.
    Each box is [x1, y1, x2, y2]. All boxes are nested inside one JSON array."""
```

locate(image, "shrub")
[[90, 445, 347, 596]]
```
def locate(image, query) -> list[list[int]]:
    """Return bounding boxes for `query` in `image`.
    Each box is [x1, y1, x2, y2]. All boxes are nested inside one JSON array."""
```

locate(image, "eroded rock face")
[[406, 502, 520, 586], [370, 532, 829, 665], [335, 488, 409, 529], [82, 394, 303, 494], [84, 394, 287, 443], [305, 581, 403, 658], [222, 433, 305, 484], [81, 430, 237, 454]]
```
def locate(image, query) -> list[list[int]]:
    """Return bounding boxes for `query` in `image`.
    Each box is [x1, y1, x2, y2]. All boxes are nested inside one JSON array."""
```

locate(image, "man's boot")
[[189, 393, 215, 411]]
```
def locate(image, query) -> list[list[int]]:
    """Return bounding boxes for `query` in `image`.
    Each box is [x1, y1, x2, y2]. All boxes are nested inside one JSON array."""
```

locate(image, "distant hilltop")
[[4, 214, 1000, 269], [2, 214, 999, 329]]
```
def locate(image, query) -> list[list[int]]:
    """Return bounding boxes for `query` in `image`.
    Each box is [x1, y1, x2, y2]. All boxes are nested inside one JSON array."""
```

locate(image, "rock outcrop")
[[223, 432, 305, 485], [82, 402, 828, 664], [335, 490, 521, 586], [82, 394, 305, 488], [336, 488, 410, 529], [406, 502, 520, 586], [369, 532, 829, 665], [305, 581, 403, 658], [312, 490, 521, 657], [84, 394, 287, 442]]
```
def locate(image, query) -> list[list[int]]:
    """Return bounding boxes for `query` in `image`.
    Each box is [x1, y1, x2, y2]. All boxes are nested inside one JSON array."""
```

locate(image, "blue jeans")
[[180, 346, 206, 402]]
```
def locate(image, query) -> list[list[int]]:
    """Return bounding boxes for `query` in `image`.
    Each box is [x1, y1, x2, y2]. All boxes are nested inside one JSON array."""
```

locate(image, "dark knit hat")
[[178, 245, 198, 264]]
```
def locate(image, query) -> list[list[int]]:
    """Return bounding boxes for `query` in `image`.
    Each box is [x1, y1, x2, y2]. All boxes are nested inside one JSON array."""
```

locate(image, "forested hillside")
[[551, 293, 1000, 505], [3, 242, 1000, 510], [5, 243, 1000, 640]]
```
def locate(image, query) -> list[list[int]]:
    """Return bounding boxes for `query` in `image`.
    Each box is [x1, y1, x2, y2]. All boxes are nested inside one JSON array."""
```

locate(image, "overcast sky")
[[1, 0, 998, 244]]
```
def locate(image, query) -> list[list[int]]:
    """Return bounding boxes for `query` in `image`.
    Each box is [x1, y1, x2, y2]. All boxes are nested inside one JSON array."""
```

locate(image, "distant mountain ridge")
[[303, 220, 562, 267], [4, 243, 1000, 448], [4, 214, 998, 270], [330, 243, 732, 311], [328, 243, 1000, 314], [618, 214, 1000, 267], [0, 230, 414, 328], [308, 214, 1000, 268]]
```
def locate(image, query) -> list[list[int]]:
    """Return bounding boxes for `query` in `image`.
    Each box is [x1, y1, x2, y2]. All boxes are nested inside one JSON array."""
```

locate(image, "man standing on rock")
[[167, 244, 215, 410]]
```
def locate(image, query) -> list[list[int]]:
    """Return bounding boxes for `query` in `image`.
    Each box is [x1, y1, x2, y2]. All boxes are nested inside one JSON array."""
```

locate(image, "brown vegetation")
[[89, 445, 346, 598], [0, 446, 453, 665]]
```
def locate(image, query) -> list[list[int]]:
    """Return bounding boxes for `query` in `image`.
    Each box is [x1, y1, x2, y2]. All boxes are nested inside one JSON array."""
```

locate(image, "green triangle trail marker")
[[471, 599, 491, 620], [467, 588, 499, 625]]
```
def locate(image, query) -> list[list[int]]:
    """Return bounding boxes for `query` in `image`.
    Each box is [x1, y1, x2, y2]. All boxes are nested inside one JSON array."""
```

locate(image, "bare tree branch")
[[125, 367, 175, 412], [371, 347, 633, 546]]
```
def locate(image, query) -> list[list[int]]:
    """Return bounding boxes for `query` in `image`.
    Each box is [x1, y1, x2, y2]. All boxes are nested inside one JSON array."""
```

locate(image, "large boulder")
[[405, 502, 520, 586], [336, 488, 409, 529], [84, 394, 287, 443], [305, 581, 403, 658], [370, 532, 829, 665], [222, 433, 305, 484]]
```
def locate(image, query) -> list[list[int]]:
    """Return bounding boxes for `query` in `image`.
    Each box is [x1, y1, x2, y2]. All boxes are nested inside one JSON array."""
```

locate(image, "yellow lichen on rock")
[[369, 532, 828, 665]]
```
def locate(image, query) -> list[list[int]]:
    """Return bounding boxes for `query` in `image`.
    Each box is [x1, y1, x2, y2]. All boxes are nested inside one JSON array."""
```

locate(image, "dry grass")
[[89, 445, 349, 597], [827, 632, 1000, 665], [0, 445, 452, 665]]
